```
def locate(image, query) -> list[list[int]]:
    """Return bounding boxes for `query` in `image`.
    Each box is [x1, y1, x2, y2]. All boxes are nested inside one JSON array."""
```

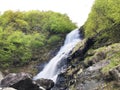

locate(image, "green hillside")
[[84, 0, 120, 45], [0, 10, 76, 69]]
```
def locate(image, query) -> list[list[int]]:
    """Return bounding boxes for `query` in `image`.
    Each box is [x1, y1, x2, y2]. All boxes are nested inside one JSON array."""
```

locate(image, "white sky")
[[0, 0, 95, 27]]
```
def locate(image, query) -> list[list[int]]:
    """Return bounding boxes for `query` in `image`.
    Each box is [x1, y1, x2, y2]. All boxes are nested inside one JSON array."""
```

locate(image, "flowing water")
[[33, 29, 81, 82]]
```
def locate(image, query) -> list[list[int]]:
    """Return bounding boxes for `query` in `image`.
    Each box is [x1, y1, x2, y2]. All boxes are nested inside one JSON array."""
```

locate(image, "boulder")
[[0, 71, 4, 83], [2, 87, 16, 90], [1, 72, 32, 87], [35, 78, 54, 90], [109, 65, 120, 81], [0, 72, 54, 90], [87, 60, 110, 71], [0, 72, 40, 90], [0, 71, 4, 89]]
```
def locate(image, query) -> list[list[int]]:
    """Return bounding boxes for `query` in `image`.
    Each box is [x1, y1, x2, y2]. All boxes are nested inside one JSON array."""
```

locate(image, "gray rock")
[[0, 71, 4, 90], [87, 60, 110, 71], [2, 87, 16, 90], [1, 72, 40, 90], [0, 72, 54, 90], [1, 72, 32, 87], [0, 71, 4, 82], [35, 78, 54, 90], [109, 65, 120, 81]]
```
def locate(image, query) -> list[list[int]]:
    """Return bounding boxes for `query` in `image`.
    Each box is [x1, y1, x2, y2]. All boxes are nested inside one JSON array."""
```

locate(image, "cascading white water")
[[33, 29, 81, 82]]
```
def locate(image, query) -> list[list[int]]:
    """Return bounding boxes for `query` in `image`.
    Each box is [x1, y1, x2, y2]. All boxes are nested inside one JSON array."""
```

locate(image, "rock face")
[[70, 60, 111, 90], [54, 60, 110, 90], [0, 37, 120, 90], [69, 38, 94, 60], [52, 39, 120, 90], [52, 38, 94, 90], [0, 72, 54, 90]]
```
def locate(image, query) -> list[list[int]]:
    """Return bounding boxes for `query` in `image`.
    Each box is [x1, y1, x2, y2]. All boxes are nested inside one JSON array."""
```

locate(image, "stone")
[[109, 65, 120, 81], [0, 71, 4, 90], [0, 72, 55, 90], [0, 71, 4, 83], [1, 72, 32, 87], [2, 87, 16, 90], [87, 60, 110, 71], [69, 38, 94, 62], [35, 78, 54, 90], [0, 72, 40, 90]]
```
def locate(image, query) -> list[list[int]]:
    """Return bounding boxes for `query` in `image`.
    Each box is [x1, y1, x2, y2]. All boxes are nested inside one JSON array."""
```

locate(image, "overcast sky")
[[0, 0, 95, 27]]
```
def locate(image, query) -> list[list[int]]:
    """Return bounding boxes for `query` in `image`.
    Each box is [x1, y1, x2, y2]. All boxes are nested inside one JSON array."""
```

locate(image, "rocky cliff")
[[53, 37, 120, 90]]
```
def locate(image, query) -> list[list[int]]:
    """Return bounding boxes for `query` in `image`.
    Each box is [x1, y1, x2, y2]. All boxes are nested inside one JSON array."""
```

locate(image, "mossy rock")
[[84, 43, 120, 74]]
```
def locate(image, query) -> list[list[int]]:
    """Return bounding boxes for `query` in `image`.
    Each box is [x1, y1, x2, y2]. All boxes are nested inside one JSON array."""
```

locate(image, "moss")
[[84, 47, 106, 65], [84, 43, 120, 74], [101, 44, 120, 73], [102, 52, 120, 74]]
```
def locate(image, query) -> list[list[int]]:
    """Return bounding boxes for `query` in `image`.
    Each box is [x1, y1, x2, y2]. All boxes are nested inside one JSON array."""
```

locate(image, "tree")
[[84, 0, 120, 42]]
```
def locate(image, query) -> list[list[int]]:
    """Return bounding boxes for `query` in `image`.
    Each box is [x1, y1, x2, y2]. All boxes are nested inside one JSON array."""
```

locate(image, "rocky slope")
[[53, 38, 120, 90], [1, 0, 120, 90], [0, 37, 119, 90]]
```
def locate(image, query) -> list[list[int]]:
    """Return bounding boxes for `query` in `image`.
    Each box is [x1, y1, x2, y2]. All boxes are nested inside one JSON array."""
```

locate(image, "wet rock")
[[52, 38, 94, 90], [51, 38, 120, 90], [35, 78, 54, 90], [66, 38, 93, 64], [55, 73, 68, 90], [79, 26, 84, 39], [70, 38, 94, 58]]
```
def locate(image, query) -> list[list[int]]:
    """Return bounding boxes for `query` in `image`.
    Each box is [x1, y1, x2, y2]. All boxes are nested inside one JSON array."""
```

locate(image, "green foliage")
[[30, 33, 46, 48], [23, 10, 76, 34], [0, 30, 46, 68], [42, 11, 76, 34], [47, 35, 61, 44], [0, 10, 76, 68], [0, 10, 76, 34], [84, 0, 120, 43]]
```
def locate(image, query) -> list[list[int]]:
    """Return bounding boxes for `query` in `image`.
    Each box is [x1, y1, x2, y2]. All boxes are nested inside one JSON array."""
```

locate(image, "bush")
[[47, 35, 61, 44], [0, 30, 46, 68], [0, 10, 76, 68], [84, 0, 120, 43]]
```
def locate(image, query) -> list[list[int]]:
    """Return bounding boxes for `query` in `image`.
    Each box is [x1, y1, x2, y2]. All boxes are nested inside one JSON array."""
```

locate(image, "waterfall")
[[33, 29, 81, 82]]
